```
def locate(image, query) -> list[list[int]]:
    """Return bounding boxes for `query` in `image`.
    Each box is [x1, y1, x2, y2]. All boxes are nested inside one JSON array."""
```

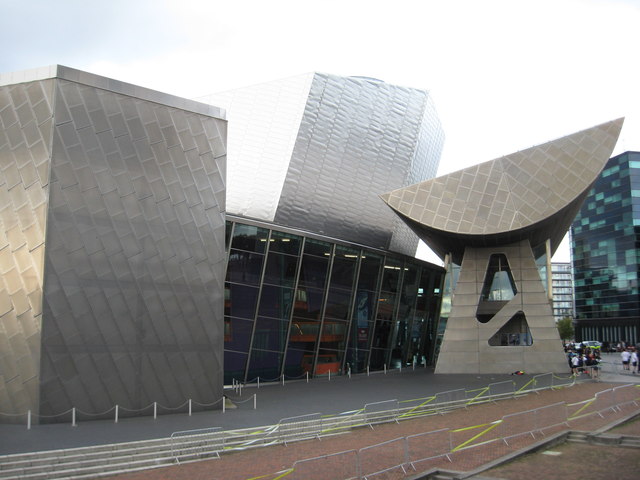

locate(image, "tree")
[[556, 316, 574, 341]]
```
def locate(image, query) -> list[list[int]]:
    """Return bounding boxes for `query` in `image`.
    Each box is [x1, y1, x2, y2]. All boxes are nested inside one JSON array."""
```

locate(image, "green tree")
[[556, 316, 574, 341]]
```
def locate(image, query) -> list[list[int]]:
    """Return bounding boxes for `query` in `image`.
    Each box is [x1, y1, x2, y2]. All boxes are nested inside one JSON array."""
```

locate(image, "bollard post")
[[189, 399, 192, 416], [367, 365, 370, 376], [222, 396, 226, 414], [253, 393, 257, 410], [399, 364, 402, 373], [328, 370, 331, 381], [306, 371, 309, 383], [384, 364, 387, 374], [348, 366, 351, 379], [239, 384, 242, 396], [154, 402, 157, 419], [72, 407, 77, 427], [27, 410, 31, 430], [115, 405, 119, 424], [282, 373, 285, 386], [257, 377, 260, 389]]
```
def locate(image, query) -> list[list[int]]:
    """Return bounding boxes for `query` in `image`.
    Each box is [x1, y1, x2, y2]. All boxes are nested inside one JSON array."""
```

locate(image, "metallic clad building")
[[201, 73, 444, 255], [0, 66, 227, 420], [382, 119, 624, 374]]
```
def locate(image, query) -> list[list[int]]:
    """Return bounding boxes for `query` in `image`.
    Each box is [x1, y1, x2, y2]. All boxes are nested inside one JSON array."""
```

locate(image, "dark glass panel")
[[224, 351, 247, 384], [325, 287, 352, 320], [247, 349, 282, 381], [268, 231, 302, 255], [480, 254, 517, 301], [357, 253, 382, 291], [225, 221, 233, 252], [304, 238, 332, 257], [369, 348, 386, 370], [319, 320, 347, 351], [253, 316, 289, 352], [225, 283, 259, 320], [288, 319, 319, 347], [224, 316, 253, 353], [263, 252, 299, 287], [293, 287, 325, 320], [258, 284, 294, 320], [298, 255, 329, 289], [226, 249, 264, 285], [381, 258, 402, 293], [283, 348, 310, 378], [231, 223, 269, 253], [345, 347, 368, 374], [330, 247, 358, 290]]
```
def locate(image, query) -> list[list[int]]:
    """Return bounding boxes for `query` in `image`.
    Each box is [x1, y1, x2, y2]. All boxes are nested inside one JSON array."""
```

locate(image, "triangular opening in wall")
[[476, 253, 517, 323], [488, 311, 532, 346]]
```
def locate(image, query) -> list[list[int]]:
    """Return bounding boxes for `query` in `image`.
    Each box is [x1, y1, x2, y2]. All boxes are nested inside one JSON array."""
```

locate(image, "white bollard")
[[154, 402, 157, 419], [328, 370, 331, 381], [189, 399, 192, 416], [367, 365, 370, 376], [223, 396, 226, 414], [27, 410, 31, 430], [115, 405, 119, 424], [253, 393, 257, 410], [72, 407, 77, 427], [257, 377, 260, 389], [384, 364, 387, 374], [348, 366, 351, 379], [306, 371, 309, 383], [399, 364, 402, 373], [282, 374, 285, 386]]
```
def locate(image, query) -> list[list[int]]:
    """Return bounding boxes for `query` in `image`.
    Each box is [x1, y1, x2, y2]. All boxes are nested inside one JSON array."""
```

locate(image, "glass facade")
[[224, 216, 444, 384], [571, 151, 640, 346], [551, 262, 574, 321]]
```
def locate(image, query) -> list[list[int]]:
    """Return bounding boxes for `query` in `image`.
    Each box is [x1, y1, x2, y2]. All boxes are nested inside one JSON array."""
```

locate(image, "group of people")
[[566, 344, 601, 378], [620, 346, 639, 374]]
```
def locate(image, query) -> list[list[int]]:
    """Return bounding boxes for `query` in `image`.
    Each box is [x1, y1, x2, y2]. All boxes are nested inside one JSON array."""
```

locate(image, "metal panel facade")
[[0, 68, 227, 420], [0, 78, 55, 417], [274, 73, 443, 254]]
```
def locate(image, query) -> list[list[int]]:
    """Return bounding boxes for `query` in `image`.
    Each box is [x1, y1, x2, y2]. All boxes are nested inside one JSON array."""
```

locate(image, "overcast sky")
[[2, 0, 638, 263]]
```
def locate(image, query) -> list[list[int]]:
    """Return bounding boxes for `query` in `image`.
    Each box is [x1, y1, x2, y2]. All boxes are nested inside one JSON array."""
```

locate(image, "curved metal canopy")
[[381, 118, 624, 263]]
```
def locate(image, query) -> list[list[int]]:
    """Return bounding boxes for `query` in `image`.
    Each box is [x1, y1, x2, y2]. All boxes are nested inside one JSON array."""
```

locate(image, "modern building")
[[381, 119, 624, 374], [0, 66, 228, 420], [571, 150, 640, 347], [0, 66, 447, 421], [203, 73, 447, 383], [551, 262, 574, 321]]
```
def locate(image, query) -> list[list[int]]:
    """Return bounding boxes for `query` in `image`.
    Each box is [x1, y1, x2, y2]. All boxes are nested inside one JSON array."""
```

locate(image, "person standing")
[[630, 348, 638, 374], [621, 348, 631, 371]]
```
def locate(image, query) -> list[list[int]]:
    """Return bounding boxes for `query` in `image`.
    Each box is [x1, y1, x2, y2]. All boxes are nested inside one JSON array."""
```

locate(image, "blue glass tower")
[[571, 151, 640, 347]]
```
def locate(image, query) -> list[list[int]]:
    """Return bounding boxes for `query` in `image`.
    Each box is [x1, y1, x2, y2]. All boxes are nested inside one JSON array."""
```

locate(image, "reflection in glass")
[[263, 252, 299, 287], [268, 231, 302, 255], [224, 317, 253, 352], [225, 283, 259, 320], [298, 255, 329, 289], [231, 224, 269, 253], [253, 316, 289, 352], [258, 285, 294, 320], [226, 250, 264, 285], [480, 254, 517, 301], [248, 349, 283, 381]]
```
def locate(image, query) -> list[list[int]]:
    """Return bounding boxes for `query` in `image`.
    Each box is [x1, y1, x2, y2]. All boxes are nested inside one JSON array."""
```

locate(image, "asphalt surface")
[[0, 352, 637, 457]]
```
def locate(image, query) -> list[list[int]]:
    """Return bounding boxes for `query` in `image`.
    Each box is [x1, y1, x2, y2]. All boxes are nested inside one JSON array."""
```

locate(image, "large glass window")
[[225, 283, 259, 319], [258, 285, 294, 320], [231, 224, 269, 253], [226, 250, 264, 285], [263, 252, 299, 287]]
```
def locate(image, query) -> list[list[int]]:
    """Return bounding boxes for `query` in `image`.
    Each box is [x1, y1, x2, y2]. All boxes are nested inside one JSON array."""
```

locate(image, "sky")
[[1, 0, 639, 264]]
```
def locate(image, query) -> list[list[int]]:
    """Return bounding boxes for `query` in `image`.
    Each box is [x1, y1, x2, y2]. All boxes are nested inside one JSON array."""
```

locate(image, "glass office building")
[[224, 216, 444, 384], [551, 262, 574, 321], [571, 151, 640, 345]]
